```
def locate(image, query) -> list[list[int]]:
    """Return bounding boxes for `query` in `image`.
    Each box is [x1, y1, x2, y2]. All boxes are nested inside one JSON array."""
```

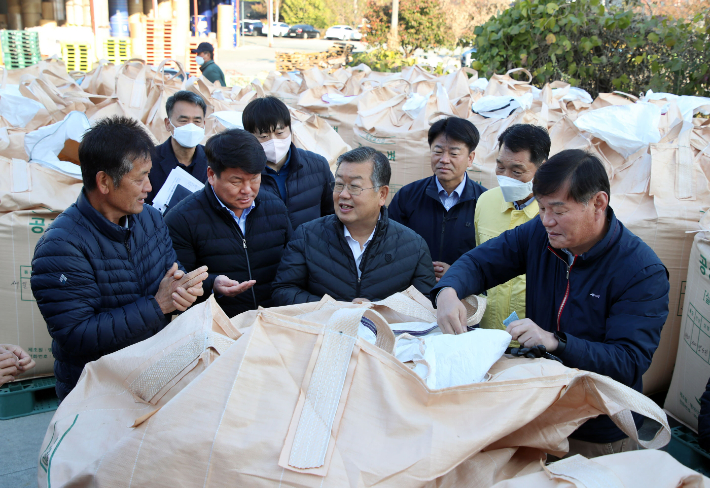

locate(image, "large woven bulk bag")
[[39, 290, 670, 488]]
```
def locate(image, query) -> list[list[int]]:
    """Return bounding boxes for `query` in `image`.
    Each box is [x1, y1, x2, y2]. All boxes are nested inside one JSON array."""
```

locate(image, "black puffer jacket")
[[271, 207, 436, 304], [31, 190, 178, 400], [165, 183, 292, 317], [260, 145, 335, 230]]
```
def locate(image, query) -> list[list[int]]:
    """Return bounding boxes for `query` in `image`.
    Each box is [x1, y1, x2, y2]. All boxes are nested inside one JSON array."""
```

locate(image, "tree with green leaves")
[[363, 0, 453, 58], [281, 0, 333, 29], [472, 0, 709, 97]]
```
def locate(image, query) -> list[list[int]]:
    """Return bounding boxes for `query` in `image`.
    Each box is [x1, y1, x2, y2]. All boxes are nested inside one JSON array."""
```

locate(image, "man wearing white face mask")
[[146, 91, 208, 207], [194, 42, 226, 87], [243, 96, 335, 229], [473, 124, 551, 336]]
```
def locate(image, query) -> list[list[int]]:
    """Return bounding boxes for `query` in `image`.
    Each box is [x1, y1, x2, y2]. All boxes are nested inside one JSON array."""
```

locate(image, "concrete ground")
[[0, 411, 53, 488], [216, 35, 366, 79]]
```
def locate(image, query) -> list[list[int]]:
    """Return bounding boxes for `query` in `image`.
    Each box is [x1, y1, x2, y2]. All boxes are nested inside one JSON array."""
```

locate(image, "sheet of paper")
[[152, 166, 204, 214]]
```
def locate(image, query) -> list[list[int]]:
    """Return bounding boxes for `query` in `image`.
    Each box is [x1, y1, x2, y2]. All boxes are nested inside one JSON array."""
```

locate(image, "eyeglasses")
[[330, 182, 377, 196]]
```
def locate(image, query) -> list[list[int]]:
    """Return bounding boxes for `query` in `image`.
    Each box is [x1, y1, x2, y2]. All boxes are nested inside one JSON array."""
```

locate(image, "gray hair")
[[336, 146, 391, 188], [166, 90, 207, 119]]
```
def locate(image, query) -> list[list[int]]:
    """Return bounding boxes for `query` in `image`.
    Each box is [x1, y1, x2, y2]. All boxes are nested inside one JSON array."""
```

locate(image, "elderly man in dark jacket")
[[389, 117, 486, 281], [434, 150, 669, 458], [31, 117, 207, 400], [243, 96, 335, 229], [272, 147, 436, 305], [165, 129, 292, 317]]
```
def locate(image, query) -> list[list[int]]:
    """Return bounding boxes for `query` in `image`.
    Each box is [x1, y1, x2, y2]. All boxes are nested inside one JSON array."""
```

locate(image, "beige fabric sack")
[[665, 212, 710, 429], [491, 450, 710, 487], [39, 289, 670, 488], [0, 156, 83, 379]]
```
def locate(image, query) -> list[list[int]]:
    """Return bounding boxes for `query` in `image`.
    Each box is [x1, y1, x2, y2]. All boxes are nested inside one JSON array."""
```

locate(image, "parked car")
[[287, 24, 320, 39], [324, 25, 362, 41], [269, 22, 290, 37], [240, 20, 263, 36]]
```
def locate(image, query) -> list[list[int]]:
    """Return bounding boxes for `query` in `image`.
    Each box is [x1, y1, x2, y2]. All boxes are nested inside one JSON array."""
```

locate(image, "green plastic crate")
[[0, 377, 59, 420], [665, 425, 710, 476]]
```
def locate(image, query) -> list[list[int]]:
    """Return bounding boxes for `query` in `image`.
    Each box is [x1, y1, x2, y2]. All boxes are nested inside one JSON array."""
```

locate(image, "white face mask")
[[170, 121, 205, 148], [195, 56, 205, 66], [497, 174, 534, 203], [261, 134, 292, 163]]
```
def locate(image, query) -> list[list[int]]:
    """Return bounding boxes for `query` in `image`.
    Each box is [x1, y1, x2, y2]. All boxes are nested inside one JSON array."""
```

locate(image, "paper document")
[[152, 167, 204, 215]]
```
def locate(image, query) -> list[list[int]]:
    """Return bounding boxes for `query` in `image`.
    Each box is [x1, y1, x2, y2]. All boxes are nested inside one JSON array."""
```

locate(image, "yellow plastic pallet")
[[60, 42, 93, 72], [103, 38, 131, 64]]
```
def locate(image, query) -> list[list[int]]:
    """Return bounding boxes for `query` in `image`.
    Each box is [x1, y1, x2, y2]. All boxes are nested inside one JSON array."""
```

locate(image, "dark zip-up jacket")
[[432, 207, 669, 444], [388, 175, 487, 265], [271, 207, 436, 305], [260, 145, 335, 230], [146, 137, 209, 206], [199, 59, 226, 87], [31, 190, 179, 400], [698, 377, 710, 451], [165, 183, 291, 317]]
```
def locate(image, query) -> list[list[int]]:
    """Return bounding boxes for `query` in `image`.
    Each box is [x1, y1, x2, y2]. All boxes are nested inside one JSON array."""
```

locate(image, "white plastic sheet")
[[471, 93, 534, 119], [553, 87, 593, 104], [211, 110, 244, 129], [23, 111, 88, 177], [0, 91, 44, 128], [396, 328, 512, 389], [574, 102, 662, 158], [643, 90, 710, 122]]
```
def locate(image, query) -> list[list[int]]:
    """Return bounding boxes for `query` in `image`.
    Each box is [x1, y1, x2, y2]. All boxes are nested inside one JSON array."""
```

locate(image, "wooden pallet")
[[275, 42, 354, 72]]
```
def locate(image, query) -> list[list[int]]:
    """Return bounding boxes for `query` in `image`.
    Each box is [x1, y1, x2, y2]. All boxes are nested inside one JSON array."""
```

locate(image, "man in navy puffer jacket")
[[434, 150, 669, 458], [31, 117, 208, 400], [243, 96, 335, 230]]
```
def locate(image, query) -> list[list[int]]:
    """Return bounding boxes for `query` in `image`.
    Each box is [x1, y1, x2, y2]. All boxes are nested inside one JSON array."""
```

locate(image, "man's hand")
[[433, 261, 451, 282], [155, 263, 209, 314], [352, 298, 371, 304], [436, 287, 467, 335], [0, 344, 37, 385], [213, 275, 256, 297], [507, 319, 559, 351]]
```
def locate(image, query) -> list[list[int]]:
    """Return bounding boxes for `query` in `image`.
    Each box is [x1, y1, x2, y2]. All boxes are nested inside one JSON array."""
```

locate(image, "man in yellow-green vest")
[[474, 124, 551, 339]]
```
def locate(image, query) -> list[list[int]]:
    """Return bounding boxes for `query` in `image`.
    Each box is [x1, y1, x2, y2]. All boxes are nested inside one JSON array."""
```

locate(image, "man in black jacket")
[[165, 129, 292, 317], [31, 116, 207, 400], [389, 117, 486, 281], [243, 96, 335, 229], [147, 91, 208, 207], [272, 147, 436, 305]]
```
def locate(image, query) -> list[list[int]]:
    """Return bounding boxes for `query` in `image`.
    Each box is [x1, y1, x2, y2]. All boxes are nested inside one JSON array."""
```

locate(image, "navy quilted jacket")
[[260, 145, 335, 230], [271, 207, 436, 305], [432, 207, 670, 444], [389, 175, 487, 266], [165, 183, 292, 317], [31, 190, 179, 400]]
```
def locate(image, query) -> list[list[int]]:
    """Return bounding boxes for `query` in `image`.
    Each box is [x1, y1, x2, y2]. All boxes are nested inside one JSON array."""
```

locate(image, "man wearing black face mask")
[[146, 91, 209, 207]]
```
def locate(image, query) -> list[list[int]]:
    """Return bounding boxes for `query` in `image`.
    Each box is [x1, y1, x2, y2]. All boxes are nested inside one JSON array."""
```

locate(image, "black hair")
[[533, 149, 611, 204], [205, 128, 266, 177], [427, 117, 480, 153], [336, 146, 391, 187], [242, 96, 292, 134], [79, 116, 154, 192], [166, 90, 207, 118], [497, 124, 551, 166]]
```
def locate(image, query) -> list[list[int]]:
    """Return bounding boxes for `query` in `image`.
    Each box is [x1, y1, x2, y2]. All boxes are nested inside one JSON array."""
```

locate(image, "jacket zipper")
[[549, 246, 576, 331], [226, 211, 258, 309], [438, 210, 447, 261], [350, 219, 382, 298]]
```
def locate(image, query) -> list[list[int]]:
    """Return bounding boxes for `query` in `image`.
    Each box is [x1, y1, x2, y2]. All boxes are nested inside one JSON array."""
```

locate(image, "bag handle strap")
[[505, 68, 533, 83], [542, 455, 625, 488], [158, 58, 187, 86]]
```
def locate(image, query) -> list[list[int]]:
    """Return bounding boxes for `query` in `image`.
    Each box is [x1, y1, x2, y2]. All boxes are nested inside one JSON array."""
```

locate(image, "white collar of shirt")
[[435, 173, 467, 211], [343, 216, 380, 278], [211, 185, 255, 234]]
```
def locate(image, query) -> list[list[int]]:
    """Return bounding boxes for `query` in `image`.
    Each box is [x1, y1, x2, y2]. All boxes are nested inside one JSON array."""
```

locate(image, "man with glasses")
[[272, 146, 436, 305]]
